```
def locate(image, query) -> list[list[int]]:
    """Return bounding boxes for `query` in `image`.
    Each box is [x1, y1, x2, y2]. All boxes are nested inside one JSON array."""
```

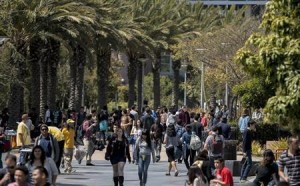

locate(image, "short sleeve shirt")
[[216, 167, 233, 186], [278, 150, 300, 186], [17, 122, 31, 147]]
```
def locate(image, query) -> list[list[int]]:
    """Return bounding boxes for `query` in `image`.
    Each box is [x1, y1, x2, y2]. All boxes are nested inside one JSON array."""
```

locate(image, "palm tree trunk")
[[47, 39, 60, 111], [68, 45, 78, 111], [29, 39, 41, 118], [153, 52, 161, 109], [97, 46, 111, 111], [137, 60, 143, 113], [39, 51, 48, 120], [127, 52, 138, 108], [75, 46, 85, 111], [8, 43, 26, 129], [172, 60, 181, 108]]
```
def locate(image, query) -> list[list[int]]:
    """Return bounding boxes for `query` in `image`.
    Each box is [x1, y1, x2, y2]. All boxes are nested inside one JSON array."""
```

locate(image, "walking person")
[[47, 126, 64, 173], [26, 146, 58, 186], [181, 125, 196, 170], [82, 114, 97, 166], [131, 119, 142, 164], [61, 119, 76, 174], [278, 136, 300, 186], [34, 125, 60, 166], [105, 127, 131, 186], [240, 119, 256, 183], [135, 129, 152, 186], [7, 166, 31, 186], [150, 120, 163, 163], [163, 124, 179, 177], [17, 114, 32, 165], [204, 126, 225, 172]]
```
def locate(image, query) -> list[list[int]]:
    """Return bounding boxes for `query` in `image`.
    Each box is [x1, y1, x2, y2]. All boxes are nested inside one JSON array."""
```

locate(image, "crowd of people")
[[0, 104, 298, 186]]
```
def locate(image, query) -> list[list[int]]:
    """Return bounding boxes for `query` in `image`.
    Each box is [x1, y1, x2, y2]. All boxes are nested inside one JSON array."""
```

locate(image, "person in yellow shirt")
[[61, 119, 75, 173], [17, 114, 31, 147], [48, 126, 65, 173], [17, 114, 32, 165]]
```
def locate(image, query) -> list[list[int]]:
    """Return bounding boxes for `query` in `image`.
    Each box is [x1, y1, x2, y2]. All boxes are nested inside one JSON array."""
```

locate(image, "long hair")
[[261, 149, 275, 166], [188, 165, 207, 184], [166, 124, 176, 137], [141, 129, 152, 149], [29, 145, 46, 166]]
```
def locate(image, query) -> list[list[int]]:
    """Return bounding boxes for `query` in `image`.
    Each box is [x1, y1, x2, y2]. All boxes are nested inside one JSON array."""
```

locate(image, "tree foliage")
[[235, 0, 300, 133]]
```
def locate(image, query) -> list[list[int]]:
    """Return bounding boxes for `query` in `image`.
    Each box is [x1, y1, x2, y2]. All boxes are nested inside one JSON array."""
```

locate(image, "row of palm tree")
[[0, 0, 231, 128]]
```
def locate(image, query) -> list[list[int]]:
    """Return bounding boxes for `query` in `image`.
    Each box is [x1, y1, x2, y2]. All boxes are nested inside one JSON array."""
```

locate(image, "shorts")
[[110, 155, 126, 165], [166, 146, 175, 162]]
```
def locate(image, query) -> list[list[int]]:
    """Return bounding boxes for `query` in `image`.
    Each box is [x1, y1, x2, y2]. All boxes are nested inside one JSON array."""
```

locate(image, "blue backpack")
[[99, 120, 108, 131]]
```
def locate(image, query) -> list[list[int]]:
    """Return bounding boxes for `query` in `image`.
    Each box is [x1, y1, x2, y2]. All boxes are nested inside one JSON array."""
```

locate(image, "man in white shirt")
[[44, 105, 52, 125]]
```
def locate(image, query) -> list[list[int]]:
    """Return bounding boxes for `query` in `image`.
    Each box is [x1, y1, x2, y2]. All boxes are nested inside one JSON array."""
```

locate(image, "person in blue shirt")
[[181, 125, 196, 171]]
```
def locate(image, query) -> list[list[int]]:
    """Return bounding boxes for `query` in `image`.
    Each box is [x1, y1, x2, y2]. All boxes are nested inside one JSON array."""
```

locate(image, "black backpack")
[[211, 134, 223, 155]]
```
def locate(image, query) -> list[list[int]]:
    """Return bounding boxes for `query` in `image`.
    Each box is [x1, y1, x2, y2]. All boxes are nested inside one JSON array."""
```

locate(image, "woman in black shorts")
[[163, 124, 179, 176], [105, 127, 131, 186]]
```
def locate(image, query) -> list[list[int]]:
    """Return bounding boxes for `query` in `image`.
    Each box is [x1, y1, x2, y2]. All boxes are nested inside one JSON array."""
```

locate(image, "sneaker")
[[86, 163, 95, 166], [240, 179, 247, 183], [155, 156, 160, 162]]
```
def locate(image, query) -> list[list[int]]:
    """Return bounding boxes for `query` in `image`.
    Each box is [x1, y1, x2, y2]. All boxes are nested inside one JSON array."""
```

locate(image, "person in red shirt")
[[210, 157, 233, 186]]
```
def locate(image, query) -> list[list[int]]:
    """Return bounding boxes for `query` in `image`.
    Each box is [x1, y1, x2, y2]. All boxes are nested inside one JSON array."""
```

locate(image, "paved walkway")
[[6, 148, 257, 186]]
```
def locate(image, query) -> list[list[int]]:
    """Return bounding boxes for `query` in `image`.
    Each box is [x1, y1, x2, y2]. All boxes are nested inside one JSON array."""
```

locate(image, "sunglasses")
[[41, 128, 48, 131]]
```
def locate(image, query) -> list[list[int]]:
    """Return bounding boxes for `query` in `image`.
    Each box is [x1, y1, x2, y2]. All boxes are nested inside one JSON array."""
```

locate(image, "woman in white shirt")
[[26, 145, 58, 186]]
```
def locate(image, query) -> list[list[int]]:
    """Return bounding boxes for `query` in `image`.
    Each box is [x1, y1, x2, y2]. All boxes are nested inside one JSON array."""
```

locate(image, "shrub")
[[252, 141, 263, 156], [267, 138, 288, 152]]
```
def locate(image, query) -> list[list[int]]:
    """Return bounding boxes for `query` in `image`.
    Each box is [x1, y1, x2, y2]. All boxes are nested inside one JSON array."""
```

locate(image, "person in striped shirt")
[[278, 136, 300, 186]]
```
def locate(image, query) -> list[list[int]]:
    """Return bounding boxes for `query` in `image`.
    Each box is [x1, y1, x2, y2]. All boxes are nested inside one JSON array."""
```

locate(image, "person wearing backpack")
[[150, 120, 163, 163], [175, 120, 185, 163], [181, 125, 196, 171], [190, 114, 203, 141], [204, 126, 225, 171]]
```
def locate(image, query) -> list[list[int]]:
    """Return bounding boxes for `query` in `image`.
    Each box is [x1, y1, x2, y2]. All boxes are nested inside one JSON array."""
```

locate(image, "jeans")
[[151, 138, 161, 161], [240, 150, 252, 180], [138, 154, 151, 184], [183, 146, 196, 170]]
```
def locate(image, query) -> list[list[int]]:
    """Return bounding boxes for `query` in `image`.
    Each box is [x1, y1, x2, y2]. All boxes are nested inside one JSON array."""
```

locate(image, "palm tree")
[[169, 2, 221, 108], [0, 0, 97, 125]]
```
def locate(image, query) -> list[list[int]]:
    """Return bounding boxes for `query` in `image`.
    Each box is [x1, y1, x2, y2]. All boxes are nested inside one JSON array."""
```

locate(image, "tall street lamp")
[[138, 57, 147, 114], [181, 59, 188, 106], [195, 48, 208, 109], [221, 43, 230, 107]]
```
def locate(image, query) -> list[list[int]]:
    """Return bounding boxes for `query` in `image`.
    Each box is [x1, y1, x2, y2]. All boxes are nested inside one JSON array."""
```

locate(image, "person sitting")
[[210, 157, 233, 186], [186, 165, 208, 186], [253, 149, 279, 186], [192, 149, 214, 182]]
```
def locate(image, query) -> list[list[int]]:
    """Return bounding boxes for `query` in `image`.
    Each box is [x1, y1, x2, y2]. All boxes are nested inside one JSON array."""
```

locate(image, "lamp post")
[[138, 57, 147, 114], [181, 60, 188, 106], [195, 48, 208, 109], [221, 43, 230, 107]]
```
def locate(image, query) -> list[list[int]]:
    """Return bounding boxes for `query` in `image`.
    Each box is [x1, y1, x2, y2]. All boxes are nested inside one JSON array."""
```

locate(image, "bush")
[[255, 124, 291, 145], [267, 138, 288, 152], [252, 141, 263, 156]]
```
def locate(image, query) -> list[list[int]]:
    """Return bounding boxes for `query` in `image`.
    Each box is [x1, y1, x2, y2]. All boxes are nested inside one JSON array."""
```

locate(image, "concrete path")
[[6, 148, 257, 186]]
